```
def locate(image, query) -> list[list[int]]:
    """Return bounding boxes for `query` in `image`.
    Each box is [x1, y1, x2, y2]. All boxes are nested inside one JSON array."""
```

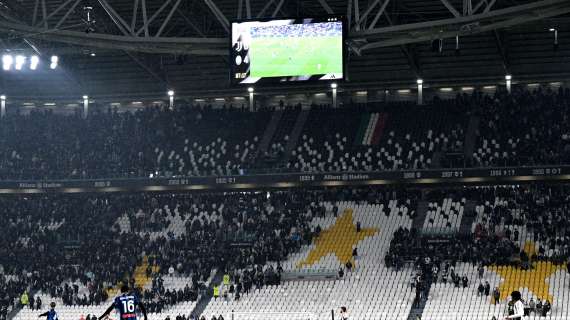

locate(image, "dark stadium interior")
[[1, 1, 570, 320], [0, 0, 568, 98]]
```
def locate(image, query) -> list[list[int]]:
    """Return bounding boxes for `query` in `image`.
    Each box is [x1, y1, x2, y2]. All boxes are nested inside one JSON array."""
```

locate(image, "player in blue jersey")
[[38, 302, 58, 320], [99, 285, 147, 320]]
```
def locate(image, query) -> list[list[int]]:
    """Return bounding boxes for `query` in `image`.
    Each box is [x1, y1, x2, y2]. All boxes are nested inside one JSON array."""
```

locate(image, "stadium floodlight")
[[167, 90, 175, 109], [15, 55, 25, 70], [30, 55, 39, 70], [247, 87, 254, 93], [331, 83, 338, 89], [549, 28, 559, 49], [2, 55, 13, 71], [0, 95, 5, 118], [50, 55, 58, 69], [505, 74, 512, 93], [417, 79, 424, 105]]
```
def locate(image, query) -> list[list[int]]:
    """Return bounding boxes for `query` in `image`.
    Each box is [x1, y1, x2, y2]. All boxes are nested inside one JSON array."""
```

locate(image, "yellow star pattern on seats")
[[488, 241, 563, 303], [297, 209, 378, 267]]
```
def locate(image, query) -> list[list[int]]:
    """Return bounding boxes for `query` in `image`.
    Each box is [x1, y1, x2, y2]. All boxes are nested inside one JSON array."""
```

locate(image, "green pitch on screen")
[[249, 36, 343, 78]]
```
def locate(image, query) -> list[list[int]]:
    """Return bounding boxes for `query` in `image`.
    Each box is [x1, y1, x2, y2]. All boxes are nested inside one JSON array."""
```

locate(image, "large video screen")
[[230, 17, 345, 85]]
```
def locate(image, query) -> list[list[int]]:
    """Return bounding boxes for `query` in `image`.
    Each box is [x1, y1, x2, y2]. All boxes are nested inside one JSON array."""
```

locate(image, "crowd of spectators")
[[471, 86, 570, 167], [387, 184, 570, 276], [0, 186, 407, 317], [0, 104, 270, 180], [0, 87, 570, 180]]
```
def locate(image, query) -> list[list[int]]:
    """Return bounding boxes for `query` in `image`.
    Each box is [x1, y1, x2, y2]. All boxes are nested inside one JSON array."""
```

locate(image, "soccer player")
[[99, 285, 147, 320], [38, 302, 58, 320], [504, 291, 524, 320]]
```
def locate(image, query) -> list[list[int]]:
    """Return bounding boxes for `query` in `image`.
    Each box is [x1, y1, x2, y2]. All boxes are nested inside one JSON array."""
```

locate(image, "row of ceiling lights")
[[0, 76, 563, 106], [2, 55, 58, 71]]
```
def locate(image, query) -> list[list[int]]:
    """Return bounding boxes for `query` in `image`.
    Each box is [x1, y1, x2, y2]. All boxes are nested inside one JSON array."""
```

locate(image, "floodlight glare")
[[83, 95, 89, 100], [2, 55, 13, 71], [247, 87, 254, 93], [50, 55, 58, 69], [15, 55, 25, 70], [417, 79, 424, 85], [331, 83, 338, 89], [30, 55, 39, 70], [505, 74, 512, 80], [167, 90, 175, 97], [0, 95, 5, 100]]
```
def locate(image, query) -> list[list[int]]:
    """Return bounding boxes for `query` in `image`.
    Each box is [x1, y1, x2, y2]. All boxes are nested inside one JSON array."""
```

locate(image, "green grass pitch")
[[249, 36, 343, 78]]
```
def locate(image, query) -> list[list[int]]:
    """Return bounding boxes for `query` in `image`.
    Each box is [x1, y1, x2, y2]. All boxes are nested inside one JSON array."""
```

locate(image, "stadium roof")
[[0, 0, 569, 100]]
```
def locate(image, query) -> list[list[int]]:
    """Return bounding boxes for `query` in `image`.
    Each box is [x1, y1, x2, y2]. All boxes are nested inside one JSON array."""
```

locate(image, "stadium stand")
[[1, 88, 570, 179], [285, 103, 466, 172], [387, 184, 570, 320], [4, 88, 570, 320], [422, 197, 465, 235], [0, 106, 271, 179], [4, 183, 570, 320], [3, 2, 570, 320], [472, 87, 570, 167], [259, 105, 302, 169], [202, 197, 419, 320], [2, 187, 423, 320], [151, 107, 271, 177]]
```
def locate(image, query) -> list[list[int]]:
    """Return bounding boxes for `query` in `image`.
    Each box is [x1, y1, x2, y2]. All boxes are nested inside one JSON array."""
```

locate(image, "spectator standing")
[[20, 291, 28, 308], [542, 300, 551, 317], [478, 265, 485, 279], [477, 283, 485, 296], [213, 286, 219, 300], [484, 281, 490, 297], [493, 287, 500, 305], [529, 298, 536, 314]]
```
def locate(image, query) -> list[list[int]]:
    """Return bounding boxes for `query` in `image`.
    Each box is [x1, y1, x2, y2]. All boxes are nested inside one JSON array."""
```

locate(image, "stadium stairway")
[[191, 269, 224, 318], [411, 201, 430, 232], [284, 110, 309, 156], [107, 256, 159, 297], [464, 115, 480, 160], [256, 110, 283, 157], [407, 284, 432, 320], [458, 201, 476, 236]]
